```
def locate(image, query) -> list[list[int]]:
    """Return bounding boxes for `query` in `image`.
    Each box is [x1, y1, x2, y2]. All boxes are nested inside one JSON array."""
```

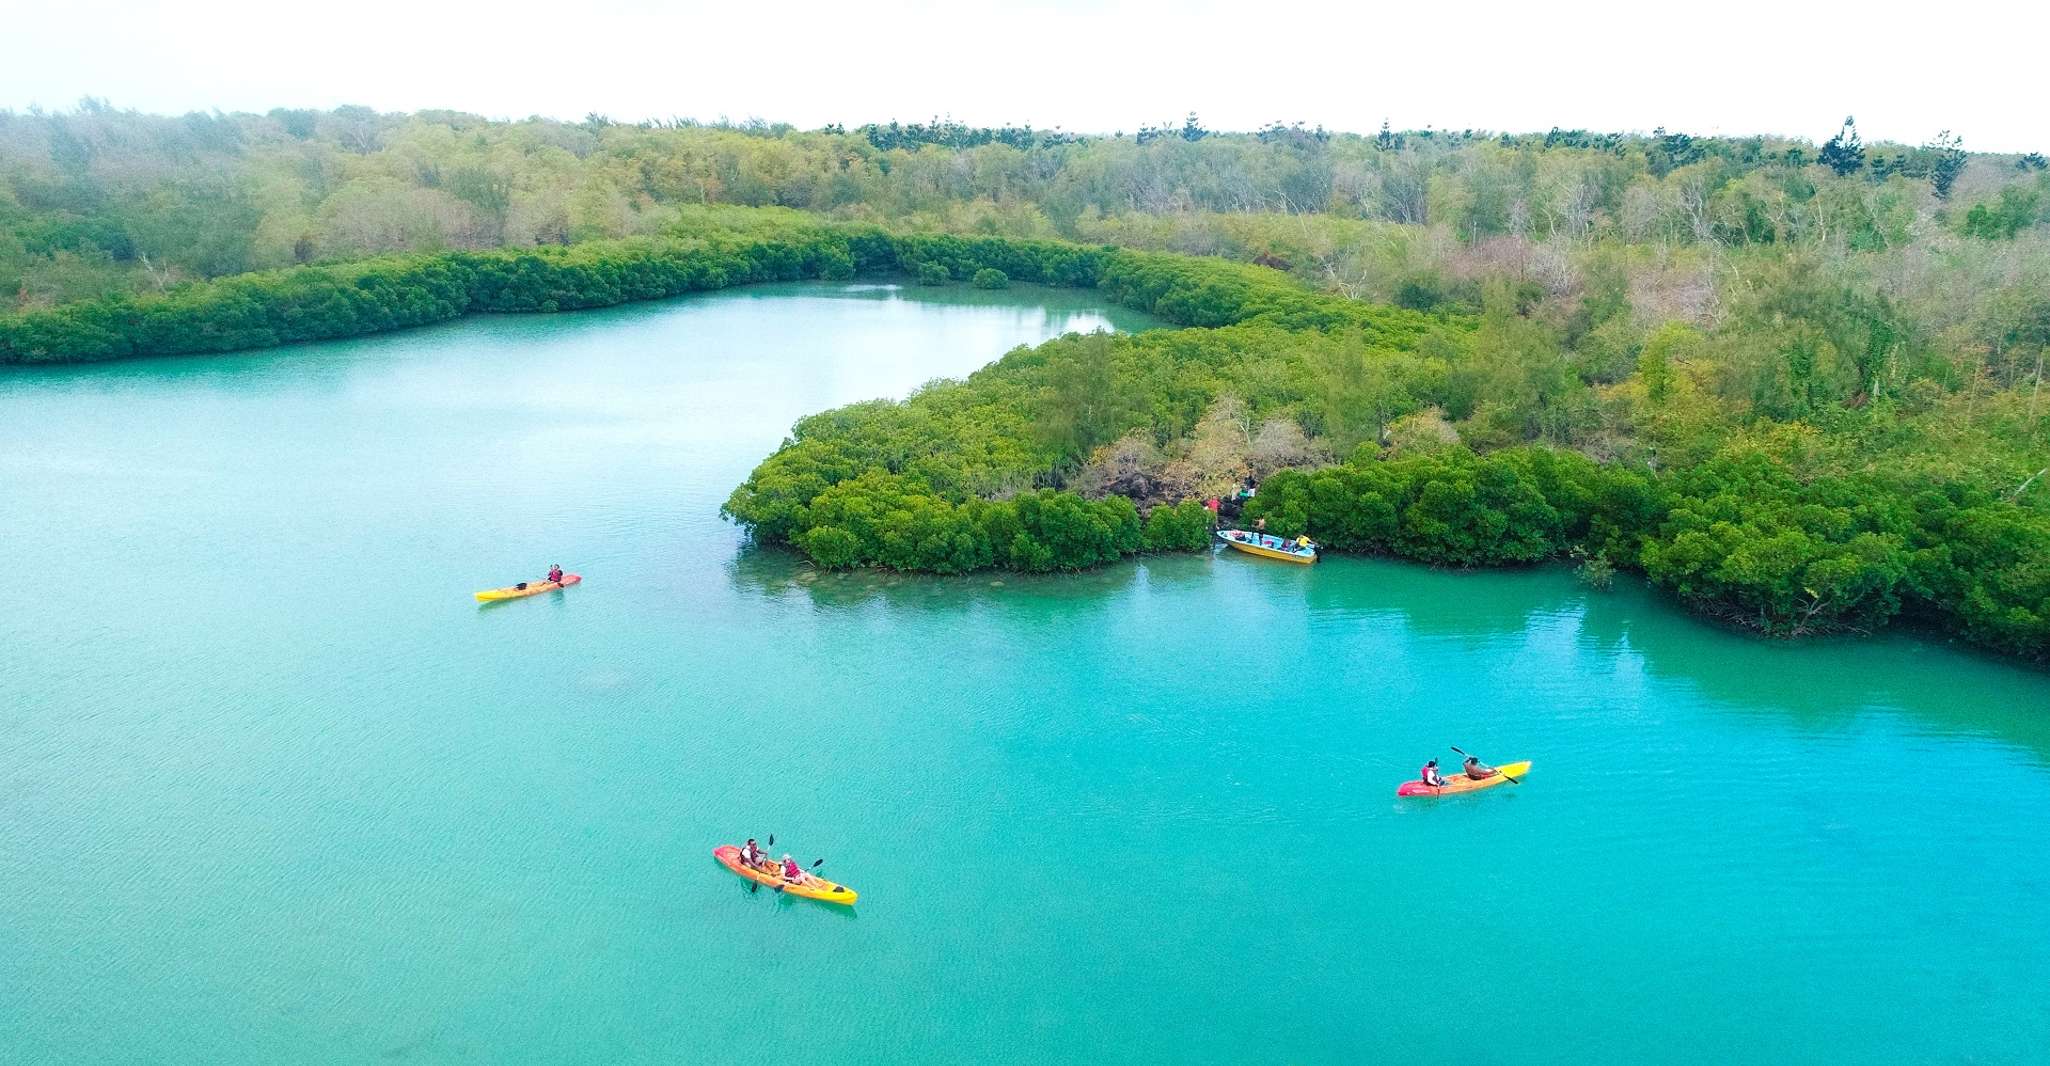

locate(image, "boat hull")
[[1217, 530, 1317, 564], [475, 573, 582, 601]]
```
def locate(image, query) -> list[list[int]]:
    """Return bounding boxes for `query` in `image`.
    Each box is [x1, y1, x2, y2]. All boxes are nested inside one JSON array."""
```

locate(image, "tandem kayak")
[[713, 845, 858, 905], [1397, 760, 1532, 797], [474, 573, 581, 601]]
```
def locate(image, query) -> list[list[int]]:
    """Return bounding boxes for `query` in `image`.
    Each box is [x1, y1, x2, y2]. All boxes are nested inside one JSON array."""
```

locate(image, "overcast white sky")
[[3, 0, 2045, 150]]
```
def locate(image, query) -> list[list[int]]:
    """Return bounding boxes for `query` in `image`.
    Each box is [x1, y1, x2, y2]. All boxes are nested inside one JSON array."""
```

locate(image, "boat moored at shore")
[[1217, 529, 1317, 564]]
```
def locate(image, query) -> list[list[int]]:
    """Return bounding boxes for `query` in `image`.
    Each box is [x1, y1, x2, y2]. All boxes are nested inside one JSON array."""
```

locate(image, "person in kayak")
[[547, 564, 564, 585], [740, 838, 766, 869], [1462, 755, 1498, 780], [780, 854, 808, 885], [1420, 759, 1446, 788]]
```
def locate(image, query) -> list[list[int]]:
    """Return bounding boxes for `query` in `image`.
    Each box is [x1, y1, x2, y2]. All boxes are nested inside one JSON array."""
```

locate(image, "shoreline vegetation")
[[3, 107, 2045, 660], [0, 224, 1093, 363], [711, 227, 2046, 661]]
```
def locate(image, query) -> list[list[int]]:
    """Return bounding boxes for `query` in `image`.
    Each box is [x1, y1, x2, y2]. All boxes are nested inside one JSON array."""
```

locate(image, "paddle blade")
[[811, 859, 824, 869]]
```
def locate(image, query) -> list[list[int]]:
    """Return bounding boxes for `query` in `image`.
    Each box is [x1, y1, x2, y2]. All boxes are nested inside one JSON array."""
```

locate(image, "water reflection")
[[728, 543, 2050, 760], [725, 543, 1153, 612]]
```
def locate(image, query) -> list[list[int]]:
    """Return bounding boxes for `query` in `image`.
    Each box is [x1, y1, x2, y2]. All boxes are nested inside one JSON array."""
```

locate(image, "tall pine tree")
[[1819, 116, 1866, 177], [1923, 131, 1967, 199]]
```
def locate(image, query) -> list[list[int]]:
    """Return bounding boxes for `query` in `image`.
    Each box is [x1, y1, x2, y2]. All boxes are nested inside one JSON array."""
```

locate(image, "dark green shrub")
[[1142, 500, 1215, 551]]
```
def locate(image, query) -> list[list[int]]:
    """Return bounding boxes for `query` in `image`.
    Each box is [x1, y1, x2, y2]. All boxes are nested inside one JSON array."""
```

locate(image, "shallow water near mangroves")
[[4, 281, 2048, 1065]]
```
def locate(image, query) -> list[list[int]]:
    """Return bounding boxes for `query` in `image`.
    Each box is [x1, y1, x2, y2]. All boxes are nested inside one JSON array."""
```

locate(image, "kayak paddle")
[[1450, 745, 1518, 785]]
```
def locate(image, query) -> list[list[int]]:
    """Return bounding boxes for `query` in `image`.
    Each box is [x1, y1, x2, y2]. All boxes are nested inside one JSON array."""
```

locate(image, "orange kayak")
[[475, 573, 581, 601], [714, 845, 857, 904], [1397, 760, 1532, 797]]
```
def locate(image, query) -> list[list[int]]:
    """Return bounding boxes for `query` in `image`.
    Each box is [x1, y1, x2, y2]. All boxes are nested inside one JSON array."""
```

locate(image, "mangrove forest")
[[2, 106, 2046, 661]]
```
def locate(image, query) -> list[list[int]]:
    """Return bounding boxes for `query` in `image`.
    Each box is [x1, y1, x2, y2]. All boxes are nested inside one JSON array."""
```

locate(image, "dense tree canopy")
[[5, 104, 2047, 308], [1, 104, 2045, 660]]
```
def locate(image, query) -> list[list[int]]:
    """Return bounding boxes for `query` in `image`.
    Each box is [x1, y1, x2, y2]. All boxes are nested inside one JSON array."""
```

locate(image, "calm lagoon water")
[[4, 282, 2048, 1065]]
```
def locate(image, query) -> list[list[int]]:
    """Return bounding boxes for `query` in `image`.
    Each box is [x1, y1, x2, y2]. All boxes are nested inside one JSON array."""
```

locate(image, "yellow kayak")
[[1397, 760, 1531, 797], [714, 846, 857, 904], [474, 573, 581, 601]]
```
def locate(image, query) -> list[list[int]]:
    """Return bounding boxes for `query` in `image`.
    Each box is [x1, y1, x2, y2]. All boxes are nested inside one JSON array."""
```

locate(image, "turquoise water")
[[4, 282, 2048, 1065]]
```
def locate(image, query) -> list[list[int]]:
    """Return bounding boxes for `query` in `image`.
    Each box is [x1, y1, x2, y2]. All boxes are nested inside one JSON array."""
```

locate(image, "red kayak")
[[1397, 760, 1531, 796]]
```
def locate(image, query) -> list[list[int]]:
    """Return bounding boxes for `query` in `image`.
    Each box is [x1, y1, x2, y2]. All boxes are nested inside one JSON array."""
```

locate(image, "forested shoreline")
[[2, 105, 2045, 660], [0, 220, 1051, 363], [719, 237, 2047, 661]]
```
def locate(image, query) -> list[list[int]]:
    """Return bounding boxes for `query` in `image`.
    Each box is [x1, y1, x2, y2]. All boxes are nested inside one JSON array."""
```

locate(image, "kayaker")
[[547, 564, 564, 584], [780, 854, 807, 885], [1420, 759, 1446, 788], [1462, 755, 1498, 781], [740, 838, 766, 868]]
